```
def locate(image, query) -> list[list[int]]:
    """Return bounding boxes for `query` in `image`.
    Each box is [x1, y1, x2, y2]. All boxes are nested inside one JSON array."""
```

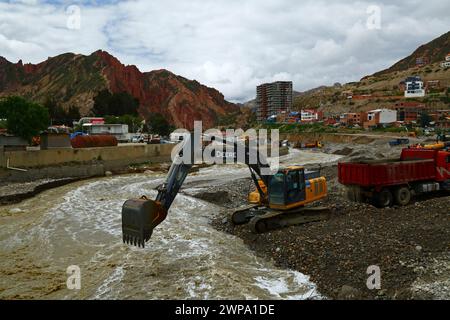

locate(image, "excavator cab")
[[268, 168, 307, 209], [247, 167, 327, 210]]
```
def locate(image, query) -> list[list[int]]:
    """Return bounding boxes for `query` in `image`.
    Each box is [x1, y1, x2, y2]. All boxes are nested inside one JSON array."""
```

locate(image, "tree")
[[92, 90, 139, 116], [44, 98, 81, 126], [419, 112, 432, 128], [147, 113, 174, 137], [0, 96, 49, 142], [66, 105, 81, 123]]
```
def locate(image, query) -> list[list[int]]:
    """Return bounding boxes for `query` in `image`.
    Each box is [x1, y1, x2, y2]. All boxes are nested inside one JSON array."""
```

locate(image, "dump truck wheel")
[[394, 187, 411, 206], [374, 189, 393, 208]]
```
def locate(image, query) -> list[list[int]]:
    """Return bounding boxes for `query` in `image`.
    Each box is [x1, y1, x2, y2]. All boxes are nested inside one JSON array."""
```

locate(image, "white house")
[[300, 109, 323, 122], [367, 109, 397, 125], [404, 76, 425, 98]]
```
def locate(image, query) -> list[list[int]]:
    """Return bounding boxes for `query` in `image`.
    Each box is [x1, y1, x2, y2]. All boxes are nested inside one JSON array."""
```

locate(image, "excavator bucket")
[[121, 198, 168, 248]]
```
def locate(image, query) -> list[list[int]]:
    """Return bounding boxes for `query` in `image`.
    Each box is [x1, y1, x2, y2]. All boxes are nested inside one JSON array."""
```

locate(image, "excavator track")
[[233, 206, 330, 233], [231, 205, 263, 225]]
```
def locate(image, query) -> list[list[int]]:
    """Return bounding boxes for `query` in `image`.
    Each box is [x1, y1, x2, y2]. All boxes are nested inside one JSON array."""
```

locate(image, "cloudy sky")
[[0, 0, 449, 102]]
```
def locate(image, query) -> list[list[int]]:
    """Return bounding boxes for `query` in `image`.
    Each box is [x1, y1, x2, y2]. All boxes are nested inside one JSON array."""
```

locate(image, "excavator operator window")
[[286, 170, 306, 204], [269, 173, 286, 205]]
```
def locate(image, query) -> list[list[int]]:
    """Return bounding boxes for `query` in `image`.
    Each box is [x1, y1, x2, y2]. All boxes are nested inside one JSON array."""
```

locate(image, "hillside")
[[291, 31, 450, 116], [374, 31, 450, 77], [0, 51, 238, 129]]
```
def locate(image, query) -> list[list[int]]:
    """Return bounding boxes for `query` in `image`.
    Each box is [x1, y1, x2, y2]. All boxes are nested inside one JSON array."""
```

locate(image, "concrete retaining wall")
[[0, 144, 175, 169]]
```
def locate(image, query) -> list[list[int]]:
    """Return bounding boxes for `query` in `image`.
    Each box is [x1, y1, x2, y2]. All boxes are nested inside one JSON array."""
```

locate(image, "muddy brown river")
[[0, 150, 341, 299]]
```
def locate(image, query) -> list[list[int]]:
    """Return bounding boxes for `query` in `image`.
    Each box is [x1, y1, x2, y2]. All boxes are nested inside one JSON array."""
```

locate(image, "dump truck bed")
[[338, 158, 436, 187]]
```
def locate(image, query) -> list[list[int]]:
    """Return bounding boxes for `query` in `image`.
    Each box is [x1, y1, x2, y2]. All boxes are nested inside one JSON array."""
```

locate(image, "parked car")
[[131, 135, 145, 143]]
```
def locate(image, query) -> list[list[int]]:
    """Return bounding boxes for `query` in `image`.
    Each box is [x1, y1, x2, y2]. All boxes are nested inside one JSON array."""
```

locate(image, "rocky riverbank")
[[190, 143, 450, 300]]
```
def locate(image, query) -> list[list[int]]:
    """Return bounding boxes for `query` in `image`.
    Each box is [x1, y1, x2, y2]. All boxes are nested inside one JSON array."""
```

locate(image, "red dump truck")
[[338, 146, 450, 207]]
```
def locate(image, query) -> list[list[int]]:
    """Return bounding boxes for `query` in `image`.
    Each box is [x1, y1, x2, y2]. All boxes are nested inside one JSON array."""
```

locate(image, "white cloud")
[[0, 0, 449, 102]]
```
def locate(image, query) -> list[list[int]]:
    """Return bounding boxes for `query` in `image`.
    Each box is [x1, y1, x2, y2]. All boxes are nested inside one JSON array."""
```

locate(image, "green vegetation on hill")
[[288, 32, 450, 117], [374, 31, 450, 76], [92, 90, 140, 117]]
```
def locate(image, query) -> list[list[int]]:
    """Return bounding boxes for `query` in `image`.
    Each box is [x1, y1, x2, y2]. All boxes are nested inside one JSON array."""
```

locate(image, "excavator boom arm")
[[122, 133, 271, 247]]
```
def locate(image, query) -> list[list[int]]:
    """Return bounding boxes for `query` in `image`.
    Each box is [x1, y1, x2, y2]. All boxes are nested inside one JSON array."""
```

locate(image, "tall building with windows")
[[256, 81, 293, 122]]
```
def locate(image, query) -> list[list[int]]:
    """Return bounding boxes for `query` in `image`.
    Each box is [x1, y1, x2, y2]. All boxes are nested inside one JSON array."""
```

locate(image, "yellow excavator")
[[122, 134, 329, 247]]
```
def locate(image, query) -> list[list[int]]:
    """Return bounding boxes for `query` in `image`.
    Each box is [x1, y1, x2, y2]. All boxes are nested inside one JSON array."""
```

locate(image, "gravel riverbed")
[[190, 144, 450, 300]]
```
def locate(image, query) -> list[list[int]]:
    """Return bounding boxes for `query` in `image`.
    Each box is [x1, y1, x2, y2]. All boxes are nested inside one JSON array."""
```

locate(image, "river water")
[[0, 149, 341, 300]]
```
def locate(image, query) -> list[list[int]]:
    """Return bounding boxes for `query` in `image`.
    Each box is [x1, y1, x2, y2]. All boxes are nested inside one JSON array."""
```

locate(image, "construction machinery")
[[293, 141, 323, 149], [122, 134, 329, 247], [389, 138, 410, 147], [339, 142, 450, 208]]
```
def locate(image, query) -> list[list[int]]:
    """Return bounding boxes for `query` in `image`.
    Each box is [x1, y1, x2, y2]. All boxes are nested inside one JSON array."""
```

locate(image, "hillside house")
[[300, 109, 323, 123], [341, 90, 353, 99], [426, 80, 441, 90], [394, 102, 426, 123], [416, 56, 429, 67], [340, 112, 366, 127], [404, 76, 425, 98], [440, 54, 450, 68], [363, 109, 397, 129]]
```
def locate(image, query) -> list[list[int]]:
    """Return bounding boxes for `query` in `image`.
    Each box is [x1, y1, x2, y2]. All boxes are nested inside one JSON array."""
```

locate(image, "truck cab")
[[435, 150, 450, 181]]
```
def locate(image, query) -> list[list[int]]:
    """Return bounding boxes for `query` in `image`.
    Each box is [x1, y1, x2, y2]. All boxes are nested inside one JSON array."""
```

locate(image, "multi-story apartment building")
[[256, 81, 293, 122]]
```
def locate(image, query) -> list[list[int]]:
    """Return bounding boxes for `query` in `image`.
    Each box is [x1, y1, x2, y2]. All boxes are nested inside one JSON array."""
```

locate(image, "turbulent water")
[[0, 149, 341, 300]]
